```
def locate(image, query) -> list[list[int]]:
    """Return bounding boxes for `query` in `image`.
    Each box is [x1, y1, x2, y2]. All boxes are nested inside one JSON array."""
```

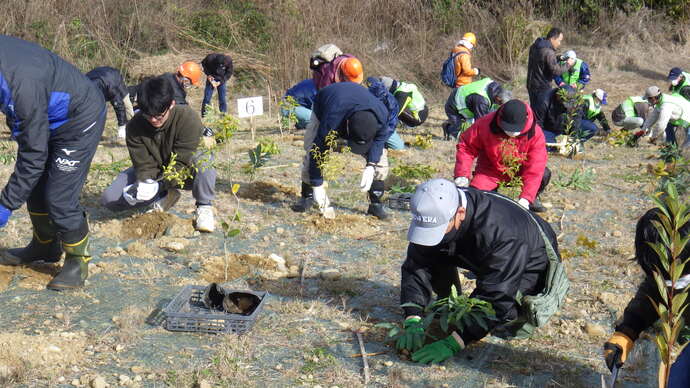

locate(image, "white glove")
[[360, 165, 375, 192], [518, 198, 530, 209], [123, 95, 134, 120], [118, 125, 126, 139], [312, 185, 334, 218], [136, 179, 159, 201], [473, 68, 480, 76], [122, 184, 138, 206], [454, 177, 469, 188]]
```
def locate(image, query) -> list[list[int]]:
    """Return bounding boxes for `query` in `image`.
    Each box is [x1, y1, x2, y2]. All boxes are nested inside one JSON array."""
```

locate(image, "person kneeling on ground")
[[611, 95, 651, 131], [581, 88, 611, 136], [100, 76, 217, 232], [398, 179, 565, 363], [454, 100, 550, 213], [281, 78, 317, 130], [640, 86, 690, 148], [291, 82, 391, 220], [542, 85, 588, 145], [365, 77, 402, 150], [603, 207, 690, 386], [443, 77, 511, 140], [377, 76, 429, 128]]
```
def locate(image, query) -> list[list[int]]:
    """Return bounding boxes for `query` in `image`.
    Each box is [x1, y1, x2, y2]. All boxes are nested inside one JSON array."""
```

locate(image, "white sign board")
[[237, 96, 264, 118]]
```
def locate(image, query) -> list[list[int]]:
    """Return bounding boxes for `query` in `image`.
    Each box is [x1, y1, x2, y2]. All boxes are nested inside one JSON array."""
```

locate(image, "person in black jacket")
[[603, 208, 690, 386], [526, 27, 574, 127], [200, 53, 234, 117], [86, 66, 134, 139], [0, 35, 106, 290], [542, 85, 585, 145], [291, 82, 392, 220], [398, 179, 558, 363]]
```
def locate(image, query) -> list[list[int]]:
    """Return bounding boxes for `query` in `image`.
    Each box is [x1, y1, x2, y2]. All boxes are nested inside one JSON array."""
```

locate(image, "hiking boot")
[[291, 182, 314, 213], [2, 212, 62, 265], [47, 234, 90, 291], [367, 203, 389, 220], [195, 205, 215, 233], [367, 180, 388, 220], [529, 198, 547, 213], [148, 188, 181, 213]]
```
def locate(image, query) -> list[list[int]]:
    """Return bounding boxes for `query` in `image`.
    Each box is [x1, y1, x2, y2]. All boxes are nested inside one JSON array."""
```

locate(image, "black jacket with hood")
[[86, 66, 129, 126], [542, 86, 584, 136], [527, 37, 570, 93], [401, 188, 557, 343], [201, 54, 234, 83], [0, 35, 104, 211]]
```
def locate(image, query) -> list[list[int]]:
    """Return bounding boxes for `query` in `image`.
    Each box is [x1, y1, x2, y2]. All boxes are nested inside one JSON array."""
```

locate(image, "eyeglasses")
[[144, 105, 171, 121]]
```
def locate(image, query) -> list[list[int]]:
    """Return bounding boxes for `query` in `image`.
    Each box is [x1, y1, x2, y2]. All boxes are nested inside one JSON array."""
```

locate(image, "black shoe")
[[2, 239, 62, 265], [291, 197, 315, 213], [529, 198, 547, 213], [47, 256, 89, 290], [203, 283, 226, 310], [367, 203, 389, 220]]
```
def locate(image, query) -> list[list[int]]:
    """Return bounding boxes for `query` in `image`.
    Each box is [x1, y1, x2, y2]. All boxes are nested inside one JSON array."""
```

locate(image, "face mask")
[[504, 130, 521, 137], [671, 78, 680, 86]]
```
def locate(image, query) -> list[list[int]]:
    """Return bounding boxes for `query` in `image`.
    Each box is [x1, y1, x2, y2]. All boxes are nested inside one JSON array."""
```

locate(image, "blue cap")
[[668, 67, 683, 81]]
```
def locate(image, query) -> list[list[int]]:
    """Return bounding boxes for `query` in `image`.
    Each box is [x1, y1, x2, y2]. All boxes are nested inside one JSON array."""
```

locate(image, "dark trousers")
[[399, 106, 429, 127], [27, 108, 106, 242], [528, 88, 550, 128], [201, 79, 227, 116], [444, 90, 465, 138]]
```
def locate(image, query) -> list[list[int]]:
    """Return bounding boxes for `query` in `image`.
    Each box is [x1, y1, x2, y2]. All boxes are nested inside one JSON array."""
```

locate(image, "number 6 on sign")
[[237, 96, 264, 118]]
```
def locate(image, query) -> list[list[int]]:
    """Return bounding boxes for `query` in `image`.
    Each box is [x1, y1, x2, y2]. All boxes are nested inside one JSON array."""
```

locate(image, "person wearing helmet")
[[86, 66, 135, 139], [527, 28, 575, 127], [157, 60, 203, 106], [291, 82, 392, 220], [454, 100, 551, 213], [667, 67, 690, 102], [100, 76, 217, 232], [200, 53, 234, 117], [581, 89, 611, 136], [443, 78, 512, 140], [641, 85, 690, 147], [0, 35, 107, 290], [310, 44, 362, 90], [554, 50, 590, 89], [451, 32, 480, 87], [378, 76, 429, 127]]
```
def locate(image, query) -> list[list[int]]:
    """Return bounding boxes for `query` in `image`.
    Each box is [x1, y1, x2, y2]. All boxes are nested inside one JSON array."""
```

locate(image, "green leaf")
[[400, 302, 424, 309], [226, 229, 241, 238], [231, 183, 240, 195], [221, 221, 229, 232], [374, 322, 396, 329]]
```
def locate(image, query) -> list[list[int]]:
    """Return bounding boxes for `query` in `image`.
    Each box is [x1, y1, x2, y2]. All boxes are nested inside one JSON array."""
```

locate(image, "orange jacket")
[[453, 45, 478, 87]]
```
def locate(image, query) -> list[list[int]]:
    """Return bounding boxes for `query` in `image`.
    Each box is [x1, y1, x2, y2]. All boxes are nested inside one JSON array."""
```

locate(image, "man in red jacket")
[[454, 100, 550, 212]]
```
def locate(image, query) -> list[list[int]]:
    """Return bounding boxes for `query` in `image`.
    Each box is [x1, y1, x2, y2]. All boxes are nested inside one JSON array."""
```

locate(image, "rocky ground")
[[0, 56, 688, 387]]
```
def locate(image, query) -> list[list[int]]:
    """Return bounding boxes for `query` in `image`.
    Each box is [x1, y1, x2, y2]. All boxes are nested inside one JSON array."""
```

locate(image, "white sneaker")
[[195, 205, 215, 232], [118, 125, 126, 139], [147, 189, 181, 213]]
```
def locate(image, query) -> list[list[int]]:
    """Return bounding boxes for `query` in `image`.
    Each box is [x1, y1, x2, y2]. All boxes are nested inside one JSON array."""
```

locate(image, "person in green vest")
[[611, 95, 651, 131], [443, 77, 511, 140], [641, 85, 690, 147], [667, 67, 690, 101], [554, 50, 590, 90], [378, 76, 428, 127], [580, 88, 611, 137]]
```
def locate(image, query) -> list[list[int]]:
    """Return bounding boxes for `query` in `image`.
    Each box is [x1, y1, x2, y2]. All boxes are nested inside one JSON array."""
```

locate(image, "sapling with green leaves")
[[278, 96, 299, 135], [241, 138, 281, 181], [220, 183, 242, 282], [557, 87, 586, 158]]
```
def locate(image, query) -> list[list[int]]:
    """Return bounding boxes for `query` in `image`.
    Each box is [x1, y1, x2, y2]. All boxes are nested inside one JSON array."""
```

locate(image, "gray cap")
[[563, 50, 576, 60], [645, 86, 661, 99], [407, 179, 459, 246]]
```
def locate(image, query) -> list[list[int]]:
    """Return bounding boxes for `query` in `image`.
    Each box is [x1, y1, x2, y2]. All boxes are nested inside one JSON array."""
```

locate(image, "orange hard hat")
[[178, 61, 203, 86], [463, 32, 477, 46], [342, 57, 364, 84]]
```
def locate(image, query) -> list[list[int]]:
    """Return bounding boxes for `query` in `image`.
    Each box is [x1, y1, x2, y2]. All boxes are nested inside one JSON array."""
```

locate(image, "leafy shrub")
[[391, 164, 437, 181]]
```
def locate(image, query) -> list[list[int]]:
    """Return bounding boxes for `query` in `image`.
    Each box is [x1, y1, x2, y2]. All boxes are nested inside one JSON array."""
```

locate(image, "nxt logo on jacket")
[[55, 156, 80, 172]]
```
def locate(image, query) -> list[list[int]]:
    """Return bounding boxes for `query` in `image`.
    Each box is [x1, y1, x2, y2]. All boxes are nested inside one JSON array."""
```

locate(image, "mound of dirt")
[[237, 180, 298, 204], [120, 212, 178, 240], [200, 254, 279, 284], [302, 213, 383, 240], [0, 264, 60, 292]]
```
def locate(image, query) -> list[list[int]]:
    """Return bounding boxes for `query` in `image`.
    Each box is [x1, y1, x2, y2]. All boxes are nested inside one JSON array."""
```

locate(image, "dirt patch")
[[302, 213, 383, 240], [121, 212, 178, 240], [0, 264, 60, 291], [200, 254, 279, 284], [237, 180, 298, 204]]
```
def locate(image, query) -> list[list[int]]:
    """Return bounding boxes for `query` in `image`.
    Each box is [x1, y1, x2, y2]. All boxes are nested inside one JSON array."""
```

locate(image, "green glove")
[[395, 317, 425, 352], [411, 335, 462, 364]]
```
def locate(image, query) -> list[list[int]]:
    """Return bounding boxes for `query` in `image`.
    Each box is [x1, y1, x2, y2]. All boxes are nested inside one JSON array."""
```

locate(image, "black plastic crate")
[[388, 193, 412, 211], [163, 285, 267, 334]]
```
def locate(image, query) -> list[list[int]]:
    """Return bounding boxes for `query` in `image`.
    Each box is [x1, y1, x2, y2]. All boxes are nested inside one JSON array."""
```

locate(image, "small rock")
[[58, 376, 66, 383], [274, 363, 283, 371], [118, 375, 131, 385], [133, 375, 142, 382], [584, 322, 607, 337], [276, 227, 285, 235], [71, 379, 81, 387], [46, 345, 61, 353], [542, 202, 553, 209], [384, 361, 393, 367], [319, 269, 341, 281], [269, 254, 288, 272], [54, 312, 65, 320], [189, 262, 201, 272], [91, 376, 107, 388], [114, 344, 125, 352], [161, 241, 186, 252], [130, 366, 145, 374], [613, 230, 623, 237]]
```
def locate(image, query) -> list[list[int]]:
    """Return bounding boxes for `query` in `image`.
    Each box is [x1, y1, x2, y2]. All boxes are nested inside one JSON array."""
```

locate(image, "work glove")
[[395, 317, 426, 352], [0, 204, 12, 228], [312, 185, 335, 219], [136, 179, 159, 201], [123, 95, 135, 120], [411, 334, 464, 364], [518, 198, 530, 209], [474, 68, 480, 76], [454, 177, 469, 188], [603, 332, 634, 371], [360, 165, 375, 192], [210, 79, 221, 88], [117, 125, 126, 139]]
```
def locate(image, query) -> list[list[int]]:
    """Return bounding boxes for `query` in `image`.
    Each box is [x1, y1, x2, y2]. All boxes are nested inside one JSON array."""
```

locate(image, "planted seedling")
[[220, 183, 242, 282], [496, 137, 526, 199], [278, 95, 299, 135], [310, 130, 351, 182], [242, 138, 280, 181], [431, 285, 497, 334], [410, 134, 433, 150], [202, 104, 240, 145]]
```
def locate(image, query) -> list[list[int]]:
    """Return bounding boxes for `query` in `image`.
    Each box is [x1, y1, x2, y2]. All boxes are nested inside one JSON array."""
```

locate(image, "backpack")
[[440, 52, 462, 87]]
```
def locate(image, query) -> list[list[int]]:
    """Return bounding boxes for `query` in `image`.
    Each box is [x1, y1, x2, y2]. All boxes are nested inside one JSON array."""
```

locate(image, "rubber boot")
[[529, 198, 547, 213], [47, 233, 90, 291], [291, 182, 315, 212], [530, 167, 550, 213], [3, 212, 62, 265], [367, 180, 388, 220]]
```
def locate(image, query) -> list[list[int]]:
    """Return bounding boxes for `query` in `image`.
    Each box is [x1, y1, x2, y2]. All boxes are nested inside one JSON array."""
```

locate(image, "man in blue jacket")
[[0, 35, 106, 290], [86, 66, 134, 139], [281, 79, 317, 129], [291, 82, 391, 220]]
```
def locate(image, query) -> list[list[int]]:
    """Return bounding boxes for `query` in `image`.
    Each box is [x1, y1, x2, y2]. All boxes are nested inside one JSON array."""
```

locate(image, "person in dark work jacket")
[[86, 66, 134, 139], [200, 53, 234, 117], [0, 35, 106, 291]]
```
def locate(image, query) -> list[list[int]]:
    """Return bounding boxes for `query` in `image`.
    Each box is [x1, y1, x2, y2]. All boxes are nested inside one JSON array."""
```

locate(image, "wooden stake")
[[354, 330, 370, 385], [349, 351, 387, 358]]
